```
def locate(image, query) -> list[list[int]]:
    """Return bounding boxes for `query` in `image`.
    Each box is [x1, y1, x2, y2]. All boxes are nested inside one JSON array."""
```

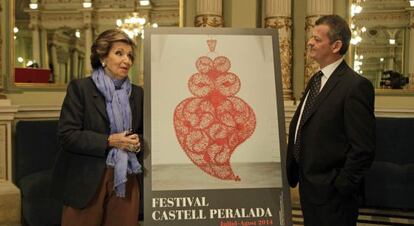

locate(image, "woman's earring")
[[102, 62, 106, 68]]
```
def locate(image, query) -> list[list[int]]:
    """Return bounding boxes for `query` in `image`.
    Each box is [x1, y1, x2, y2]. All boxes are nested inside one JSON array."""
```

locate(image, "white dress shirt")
[[294, 57, 344, 143]]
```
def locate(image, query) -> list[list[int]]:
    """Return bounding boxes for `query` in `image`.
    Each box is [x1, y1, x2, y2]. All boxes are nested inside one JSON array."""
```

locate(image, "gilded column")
[[387, 46, 395, 71], [50, 43, 58, 83], [386, 29, 398, 72], [40, 28, 49, 69], [0, 0, 3, 87], [305, 0, 333, 85], [408, 9, 414, 88], [28, 10, 41, 65], [195, 0, 223, 27], [264, 0, 293, 100], [81, 8, 93, 76], [0, 0, 14, 92], [72, 49, 79, 79]]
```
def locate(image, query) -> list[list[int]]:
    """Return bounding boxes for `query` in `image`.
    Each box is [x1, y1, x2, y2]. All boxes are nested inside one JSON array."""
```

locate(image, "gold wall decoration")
[[194, 14, 223, 27], [265, 16, 292, 31], [304, 16, 320, 86], [279, 37, 293, 98], [265, 16, 293, 100]]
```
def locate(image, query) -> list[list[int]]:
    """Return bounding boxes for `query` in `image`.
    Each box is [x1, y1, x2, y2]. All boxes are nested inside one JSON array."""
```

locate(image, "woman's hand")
[[108, 131, 140, 152]]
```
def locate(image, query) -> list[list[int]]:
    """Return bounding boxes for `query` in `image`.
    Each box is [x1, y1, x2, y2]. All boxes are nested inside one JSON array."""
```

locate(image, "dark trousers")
[[300, 191, 359, 226], [62, 168, 140, 226]]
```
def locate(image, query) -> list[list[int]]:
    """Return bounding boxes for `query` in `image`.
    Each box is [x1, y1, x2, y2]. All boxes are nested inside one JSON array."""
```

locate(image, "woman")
[[51, 29, 143, 226]]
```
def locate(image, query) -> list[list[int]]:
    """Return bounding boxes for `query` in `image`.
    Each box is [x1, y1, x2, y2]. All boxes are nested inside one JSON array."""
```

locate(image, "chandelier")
[[116, 12, 158, 39], [350, 0, 365, 45], [350, 0, 365, 74]]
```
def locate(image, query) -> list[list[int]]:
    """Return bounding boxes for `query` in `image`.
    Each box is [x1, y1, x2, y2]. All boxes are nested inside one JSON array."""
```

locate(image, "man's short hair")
[[315, 15, 351, 55]]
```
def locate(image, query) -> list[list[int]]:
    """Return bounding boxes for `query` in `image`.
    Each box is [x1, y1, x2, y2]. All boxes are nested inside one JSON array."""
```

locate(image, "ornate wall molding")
[[357, 45, 403, 58], [93, 0, 135, 9], [151, 10, 180, 26], [194, 14, 223, 27], [14, 105, 61, 119], [35, 11, 85, 30], [42, 0, 135, 9], [410, 11, 414, 29], [265, 16, 292, 31], [354, 11, 409, 28]]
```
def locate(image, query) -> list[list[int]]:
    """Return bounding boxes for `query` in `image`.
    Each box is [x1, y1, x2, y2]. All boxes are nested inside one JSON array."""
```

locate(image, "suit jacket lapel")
[[301, 61, 348, 125]]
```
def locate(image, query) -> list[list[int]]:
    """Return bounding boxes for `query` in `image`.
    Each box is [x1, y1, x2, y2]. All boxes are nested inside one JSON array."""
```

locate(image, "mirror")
[[14, 0, 81, 87], [350, 0, 414, 92], [11, 0, 180, 89]]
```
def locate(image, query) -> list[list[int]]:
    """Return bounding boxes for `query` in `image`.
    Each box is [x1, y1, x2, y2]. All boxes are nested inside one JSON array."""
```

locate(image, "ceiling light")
[[83, 1, 92, 8], [75, 30, 81, 38], [351, 4, 363, 17], [29, 3, 38, 9], [389, 39, 396, 45], [410, 0, 414, 7], [139, 0, 150, 6], [117, 12, 149, 38]]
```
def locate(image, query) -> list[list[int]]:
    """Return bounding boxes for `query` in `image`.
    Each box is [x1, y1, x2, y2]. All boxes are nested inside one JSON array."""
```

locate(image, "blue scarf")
[[92, 68, 142, 198]]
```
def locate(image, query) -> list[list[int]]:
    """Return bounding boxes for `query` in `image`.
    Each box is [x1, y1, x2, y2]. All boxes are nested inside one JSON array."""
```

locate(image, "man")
[[286, 15, 375, 226]]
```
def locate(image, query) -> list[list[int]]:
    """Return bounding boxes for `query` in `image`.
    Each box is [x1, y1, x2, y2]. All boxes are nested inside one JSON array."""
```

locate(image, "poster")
[[144, 28, 292, 226]]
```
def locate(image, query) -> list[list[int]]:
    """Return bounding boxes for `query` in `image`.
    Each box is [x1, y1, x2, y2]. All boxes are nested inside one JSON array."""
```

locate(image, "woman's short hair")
[[315, 15, 351, 55], [90, 29, 136, 69]]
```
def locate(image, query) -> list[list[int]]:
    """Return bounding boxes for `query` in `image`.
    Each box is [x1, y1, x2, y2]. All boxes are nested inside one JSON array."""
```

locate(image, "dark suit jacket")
[[286, 61, 375, 204], [51, 76, 144, 209]]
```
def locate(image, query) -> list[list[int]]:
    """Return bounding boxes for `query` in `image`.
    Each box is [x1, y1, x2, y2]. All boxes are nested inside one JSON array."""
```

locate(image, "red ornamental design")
[[173, 40, 256, 181]]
